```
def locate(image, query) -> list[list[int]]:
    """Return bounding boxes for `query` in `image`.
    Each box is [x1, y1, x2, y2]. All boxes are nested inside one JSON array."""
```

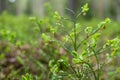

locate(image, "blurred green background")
[[0, 0, 120, 20]]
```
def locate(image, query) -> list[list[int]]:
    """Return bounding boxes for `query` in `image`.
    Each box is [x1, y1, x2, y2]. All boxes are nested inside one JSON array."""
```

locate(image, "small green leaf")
[[82, 3, 89, 12], [72, 58, 82, 64], [98, 18, 111, 28], [22, 73, 32, 80], [51, 64, 59, 73], [93, 33, 101, 40], [98, 21, 106, 28], [70, 32, 74, 37], [82, 40, 87, 45], [41, 33, 50, 42], [72, 51, 78, 58], [81, 50, 87, 56], [84, 26, 92, 34], [53, 11, 61, 20], [105, 18, 111, 23], [58, 59, 64, 63], [49, 59, 55, 67]]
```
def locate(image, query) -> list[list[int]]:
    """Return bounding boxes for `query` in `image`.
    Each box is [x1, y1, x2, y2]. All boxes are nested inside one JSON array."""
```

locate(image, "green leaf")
[[22, 73, 32, 80], [72, 58, 82, 64], [84, 26, 92, 34], [98, 21, 106, 28], [72, 50, 78, 58], [53, 11, 61, 20], [105, 18, 111, 23], [70, 32, 74, 37], [98, 18, 111, 28], [58, 59, 64, 63], [93, 33, 101, 40], [82, 3, 89, 12], [41, 33, 50, 42], [51, 64, 59, 73], [49, 59, 55, 67], [81, 50, 87, 56]]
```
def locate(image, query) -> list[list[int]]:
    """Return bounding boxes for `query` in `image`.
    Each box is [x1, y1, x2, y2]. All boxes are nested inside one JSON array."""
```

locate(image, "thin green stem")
[[89, 46, 100, 80], [84, 61, 97, 80], [59, 24, 75, 48], [65, 8, 75, 15], [73, 20, 77, 51], [75, 12, 83, 20]]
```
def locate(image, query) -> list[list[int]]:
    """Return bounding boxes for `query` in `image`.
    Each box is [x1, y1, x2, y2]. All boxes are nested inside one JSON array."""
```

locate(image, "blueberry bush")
[[0, 3, 120, 80]]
